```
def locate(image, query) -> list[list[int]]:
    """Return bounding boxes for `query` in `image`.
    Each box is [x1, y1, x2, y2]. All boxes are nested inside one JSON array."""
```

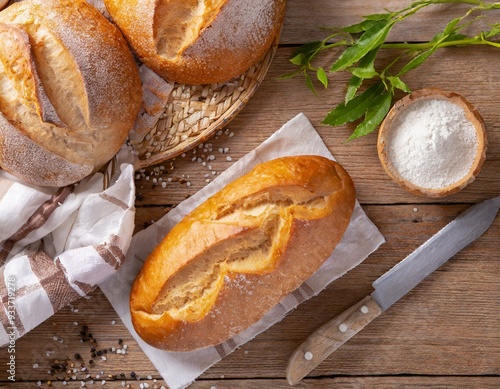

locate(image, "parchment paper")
[[100, 113, 385, 389]]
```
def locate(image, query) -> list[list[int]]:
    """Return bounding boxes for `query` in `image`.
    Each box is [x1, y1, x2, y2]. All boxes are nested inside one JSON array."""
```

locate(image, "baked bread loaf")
[[0, 1, 8, 12], [130, 155, 356, 351], [0, 0, 142, 187], [103, 0, 287, 85]]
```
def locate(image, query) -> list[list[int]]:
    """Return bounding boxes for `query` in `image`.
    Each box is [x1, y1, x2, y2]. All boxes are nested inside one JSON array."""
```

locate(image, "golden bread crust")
[[0, 0, 142, 187], [104, 0, 287, 85], [130, 155, 356, 351]]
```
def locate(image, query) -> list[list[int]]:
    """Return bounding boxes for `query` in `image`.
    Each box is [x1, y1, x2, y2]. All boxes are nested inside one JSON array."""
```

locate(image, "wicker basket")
[[134, 41, 279, 169]]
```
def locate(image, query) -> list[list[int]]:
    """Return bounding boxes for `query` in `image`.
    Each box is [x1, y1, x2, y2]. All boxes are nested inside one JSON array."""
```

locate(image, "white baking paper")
[[100, 113, 385, 389]]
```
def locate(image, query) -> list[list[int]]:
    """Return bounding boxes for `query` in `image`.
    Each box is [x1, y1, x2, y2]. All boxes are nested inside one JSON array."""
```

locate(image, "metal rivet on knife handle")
[[286, 295, 383, 386]]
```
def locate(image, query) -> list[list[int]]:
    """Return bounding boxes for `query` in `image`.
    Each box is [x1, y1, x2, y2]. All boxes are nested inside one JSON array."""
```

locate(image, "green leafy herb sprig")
[[283, 0, 500, 141]]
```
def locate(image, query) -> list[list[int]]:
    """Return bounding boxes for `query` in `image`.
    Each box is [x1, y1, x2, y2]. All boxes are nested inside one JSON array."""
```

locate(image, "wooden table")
[[2, 1, 499, 387]]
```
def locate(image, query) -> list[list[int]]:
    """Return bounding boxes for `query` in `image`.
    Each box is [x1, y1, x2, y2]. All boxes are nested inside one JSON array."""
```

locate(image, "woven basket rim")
[[135, 39, 279, 169]]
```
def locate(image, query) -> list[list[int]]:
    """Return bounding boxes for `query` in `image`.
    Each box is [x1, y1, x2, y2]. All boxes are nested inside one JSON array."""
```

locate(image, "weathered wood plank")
[[134, 46, 500, 206], [281, 0, 500, 44], [2, 205, 498, 386], [2, 1, 499, 388], [6, 376, 500, 388]]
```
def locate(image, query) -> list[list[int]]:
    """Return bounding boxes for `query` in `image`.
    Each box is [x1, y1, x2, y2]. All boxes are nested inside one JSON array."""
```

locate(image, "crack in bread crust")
[[130, 156, 356, 351], [0, 0, 142, 187]]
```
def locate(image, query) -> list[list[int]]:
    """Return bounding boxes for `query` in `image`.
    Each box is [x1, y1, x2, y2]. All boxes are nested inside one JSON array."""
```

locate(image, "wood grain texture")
[[2, 205, 498, 386], [2, 0, 499, 387], [281, 0, 499, 44], [134, 47, 500, 206], [5, 376, 500, 388], [286, 295, 383, 385]]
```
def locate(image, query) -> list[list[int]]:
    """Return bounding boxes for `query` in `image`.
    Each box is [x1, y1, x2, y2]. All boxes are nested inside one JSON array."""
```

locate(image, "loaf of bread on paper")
[[103, 0, 286, 85], [130, 155, 356, 352], [0, 0, 142, 187]]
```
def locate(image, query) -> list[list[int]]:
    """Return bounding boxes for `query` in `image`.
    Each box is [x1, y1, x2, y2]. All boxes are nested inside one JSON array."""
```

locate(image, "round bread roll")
[[103, 0, 287, 85], [0, 0, 142, 187]]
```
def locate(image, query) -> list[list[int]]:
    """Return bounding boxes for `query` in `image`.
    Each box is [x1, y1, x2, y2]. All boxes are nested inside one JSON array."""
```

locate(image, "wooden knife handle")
[[286, 295, 383, 386]]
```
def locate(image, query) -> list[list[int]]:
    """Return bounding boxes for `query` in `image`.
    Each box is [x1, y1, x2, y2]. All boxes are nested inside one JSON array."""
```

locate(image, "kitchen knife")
[[286, 196, 500, 386]]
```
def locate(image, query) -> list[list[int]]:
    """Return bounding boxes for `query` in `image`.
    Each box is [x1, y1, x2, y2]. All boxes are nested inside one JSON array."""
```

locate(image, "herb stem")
[[382, 38, 500, 50], [285, 0, 500, 140]]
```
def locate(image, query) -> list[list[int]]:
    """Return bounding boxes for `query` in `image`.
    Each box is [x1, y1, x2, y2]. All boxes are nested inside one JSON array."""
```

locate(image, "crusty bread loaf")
[[0, 0, 142, 187], [0, 1, 9, 12], [103, 0, 286, 85], [130, 155, 356, 351]]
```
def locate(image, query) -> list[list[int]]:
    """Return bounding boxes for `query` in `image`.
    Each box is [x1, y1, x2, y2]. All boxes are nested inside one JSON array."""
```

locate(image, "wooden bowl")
[[377, 88, 487, 198]]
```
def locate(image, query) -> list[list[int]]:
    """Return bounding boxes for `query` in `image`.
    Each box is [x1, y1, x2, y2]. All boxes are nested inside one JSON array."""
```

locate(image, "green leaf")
[[363, 13, 394, 21], [291, 41, 323, 61], [348, 91, 393, 141], [342, 19, 378, 33], [289, 52, 307, 66], [359, 47, 380, 67], [442, 32, 467, 42], [442, 17, 462, 35], [397, 47, 435, 76], [349, 48, 379, 79], [345, 75, 363, 103], [331, 20, 395, 71], [305, 73, 317, 96], [387, 76, 411, 93], [341, 11, 394, 33], [351, 67, 378, 79], [429, 17, 461, 44], [316, 67, 328, 88], [322, 83, 384, 126], [483, 23, 500, 39]]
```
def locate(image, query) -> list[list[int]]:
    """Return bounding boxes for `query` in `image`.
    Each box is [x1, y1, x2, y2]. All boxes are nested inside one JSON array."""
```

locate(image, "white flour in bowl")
[[386, 98, 478, 189]]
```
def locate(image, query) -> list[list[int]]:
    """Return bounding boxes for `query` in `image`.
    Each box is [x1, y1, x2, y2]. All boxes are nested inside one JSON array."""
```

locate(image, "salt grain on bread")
[[130, 155, 356, 351], [0, 0, 142, 187], [103, 0, 287, 85]]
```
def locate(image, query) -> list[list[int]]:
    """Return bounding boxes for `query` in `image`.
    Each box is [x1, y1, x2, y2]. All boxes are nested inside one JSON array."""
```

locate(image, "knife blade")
[[286, 196, 500, 386]]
